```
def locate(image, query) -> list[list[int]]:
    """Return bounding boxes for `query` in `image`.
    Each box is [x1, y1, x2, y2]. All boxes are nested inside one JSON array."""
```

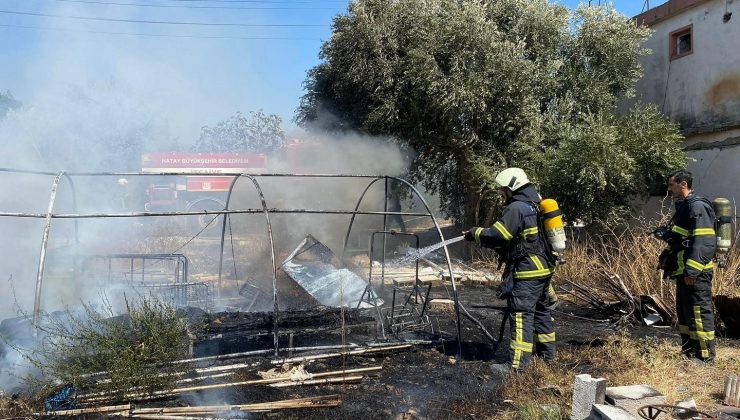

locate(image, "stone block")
[[571, 374, 607, 420], [724, 374, 739, 406], [428, 298, 455, 312], [591, 404, 639, 420], [672, 398, 697, 419], [605, 385, 665, 418]]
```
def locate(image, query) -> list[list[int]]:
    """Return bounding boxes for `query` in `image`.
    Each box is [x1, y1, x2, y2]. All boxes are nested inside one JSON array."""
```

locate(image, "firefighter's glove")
[[496, 271, 514, 299], [657, 249, 669, 270], [652, 225, 672, 243], [463, 229, 477, 242]]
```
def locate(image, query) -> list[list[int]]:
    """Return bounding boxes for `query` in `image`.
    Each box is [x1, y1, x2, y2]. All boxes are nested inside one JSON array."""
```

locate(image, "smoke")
[[0, 0, 417, 316], [0, 0, 273, 318], [0, 1, 255, 391], [0, 0, 428, 395], [0, 95, 416, 319]]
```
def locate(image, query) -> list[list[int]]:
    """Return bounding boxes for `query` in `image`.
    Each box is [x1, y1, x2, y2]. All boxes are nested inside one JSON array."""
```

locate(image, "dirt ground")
[[4, 277, 737, 419], [157, 285, 740, 419]]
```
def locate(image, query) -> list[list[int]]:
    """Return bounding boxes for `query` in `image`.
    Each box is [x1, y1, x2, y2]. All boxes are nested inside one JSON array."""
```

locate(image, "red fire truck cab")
[[140, 152, 267, 228]]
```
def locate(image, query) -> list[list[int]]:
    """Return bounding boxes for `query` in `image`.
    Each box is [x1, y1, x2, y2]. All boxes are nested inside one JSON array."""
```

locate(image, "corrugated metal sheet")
[[281, 235, 381, 308]]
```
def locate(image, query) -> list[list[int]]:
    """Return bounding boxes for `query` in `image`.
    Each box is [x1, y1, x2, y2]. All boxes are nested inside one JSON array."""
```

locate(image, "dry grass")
[[469, 221, 740, 325], [496, 334, 740, 419], [463, 219, 740, 419], [0, 396, 34, 419], [553, 225, 740, 324]]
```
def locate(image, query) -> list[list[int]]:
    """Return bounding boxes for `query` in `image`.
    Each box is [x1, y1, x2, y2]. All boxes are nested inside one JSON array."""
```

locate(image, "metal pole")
[[382, 177, 388, 291], [387, 177, 464, 358], [367, 232, 389, 340], [0, 168, 387, 178], [32, 171, 65, 329], [219, 174, 279, 356], [0, 209, 431, 219], [62, 173, 80, 245], [341, 178, 382, 257]]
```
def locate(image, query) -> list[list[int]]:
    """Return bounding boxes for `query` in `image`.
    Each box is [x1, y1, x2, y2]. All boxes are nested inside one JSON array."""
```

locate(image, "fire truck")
[[140, 152, 267, 229]]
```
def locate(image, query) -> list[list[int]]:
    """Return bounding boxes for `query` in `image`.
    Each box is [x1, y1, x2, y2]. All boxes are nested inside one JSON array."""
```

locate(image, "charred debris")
[[0, 170, 502, 417]]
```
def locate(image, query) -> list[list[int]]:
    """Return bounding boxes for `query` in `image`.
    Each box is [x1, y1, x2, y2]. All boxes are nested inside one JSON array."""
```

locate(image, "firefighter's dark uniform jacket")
[[470, 185, 555, 280], [468, 184, 556, 369], [663, 193, 717, 361], [664, 194, 717, 279]]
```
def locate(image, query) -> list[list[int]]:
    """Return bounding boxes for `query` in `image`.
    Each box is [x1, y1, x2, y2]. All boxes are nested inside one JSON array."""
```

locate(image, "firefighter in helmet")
[[463, 168, 556, 371], [657, 169, 716, 363]]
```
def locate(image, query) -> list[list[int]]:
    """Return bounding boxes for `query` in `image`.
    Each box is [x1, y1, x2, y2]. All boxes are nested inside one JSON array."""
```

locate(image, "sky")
[[0, 0, 668, 144]]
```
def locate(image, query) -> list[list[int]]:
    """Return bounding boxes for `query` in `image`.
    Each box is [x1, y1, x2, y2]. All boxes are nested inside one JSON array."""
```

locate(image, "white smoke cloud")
[[0, 0, 439, 394]]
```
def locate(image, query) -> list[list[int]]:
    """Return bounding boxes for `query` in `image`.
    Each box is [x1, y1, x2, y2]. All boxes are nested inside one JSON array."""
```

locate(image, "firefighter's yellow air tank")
[[713, 197, 733, 254], [541, 198, 566, 252]]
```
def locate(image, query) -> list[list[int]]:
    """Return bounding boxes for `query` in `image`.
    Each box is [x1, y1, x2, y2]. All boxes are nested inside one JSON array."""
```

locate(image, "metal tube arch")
[[340, 176, 463, 356], [217, 173, 279, 355], [341, 177, 383, 257], [0, 167, 471, 353], [32, 171, 82, 329], [0, 169, 81, 242], [32, 171, 64, 328]]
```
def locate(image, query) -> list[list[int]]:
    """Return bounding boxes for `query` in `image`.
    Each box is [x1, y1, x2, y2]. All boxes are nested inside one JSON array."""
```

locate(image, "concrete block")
[[591, 404, 639, 420], [605, 385, 665, 418], [428, 298, 455, 312], [571, 374, 607, 420], [717, 405, 740, 418], [724, 374, 739, 407], [672, 398, 697, 419]]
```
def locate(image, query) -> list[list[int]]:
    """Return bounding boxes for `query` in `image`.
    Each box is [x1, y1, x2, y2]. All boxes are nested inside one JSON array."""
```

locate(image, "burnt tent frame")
[[0, 169, 464, 356]]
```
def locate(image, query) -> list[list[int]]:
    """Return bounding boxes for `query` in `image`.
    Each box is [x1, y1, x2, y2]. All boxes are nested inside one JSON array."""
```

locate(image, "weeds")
[[499, 335, 740, 418], [0, 394, 35, 419], [514, 402, 562, 420], [24, 296, 191, 401], [552, 222, 740, 323]]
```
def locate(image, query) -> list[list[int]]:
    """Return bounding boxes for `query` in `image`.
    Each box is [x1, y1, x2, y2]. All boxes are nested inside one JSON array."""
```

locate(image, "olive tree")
[[297, 0, 685, 226], [194, 110, 287, 153]]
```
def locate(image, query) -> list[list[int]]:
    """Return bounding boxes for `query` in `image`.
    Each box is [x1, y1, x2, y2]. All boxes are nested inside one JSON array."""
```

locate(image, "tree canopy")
[[297, 0, 685, 226], [194, 110, 287, 154]]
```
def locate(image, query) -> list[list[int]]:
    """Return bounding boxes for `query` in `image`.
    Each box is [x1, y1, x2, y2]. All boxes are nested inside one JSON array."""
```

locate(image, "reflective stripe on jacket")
[[666, 194, 717, 279], [470, 185, 554, 280]]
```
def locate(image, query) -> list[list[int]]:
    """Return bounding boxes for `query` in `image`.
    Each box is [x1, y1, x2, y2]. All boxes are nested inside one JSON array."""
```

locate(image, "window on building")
[[670, 25, 693, 60]]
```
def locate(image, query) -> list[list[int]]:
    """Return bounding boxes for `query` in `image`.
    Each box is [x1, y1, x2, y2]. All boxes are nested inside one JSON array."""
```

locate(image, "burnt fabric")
[[466, 184, 556, 369], [665, 194, 717, 361]]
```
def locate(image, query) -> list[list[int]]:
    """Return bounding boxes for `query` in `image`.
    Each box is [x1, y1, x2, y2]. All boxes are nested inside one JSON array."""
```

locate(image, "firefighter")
[[658, 169, 716, 363], [463, 168, 556, 371]]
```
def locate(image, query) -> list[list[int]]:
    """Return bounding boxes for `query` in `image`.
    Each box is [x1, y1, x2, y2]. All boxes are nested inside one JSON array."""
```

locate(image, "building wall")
[[684, 127, 740, 201], [629, 0, 740, 208], [631, 127, 740, 226], [635, 0, 739, 133]]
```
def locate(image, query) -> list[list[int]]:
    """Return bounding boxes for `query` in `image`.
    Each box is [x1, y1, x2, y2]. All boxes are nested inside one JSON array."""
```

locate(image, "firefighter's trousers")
[[507, 277, 556, 370], [675, 271, 716, 361]]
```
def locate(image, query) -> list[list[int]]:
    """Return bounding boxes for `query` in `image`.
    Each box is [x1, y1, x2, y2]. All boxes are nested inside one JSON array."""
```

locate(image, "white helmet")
[[494, 167, 530, 191]]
